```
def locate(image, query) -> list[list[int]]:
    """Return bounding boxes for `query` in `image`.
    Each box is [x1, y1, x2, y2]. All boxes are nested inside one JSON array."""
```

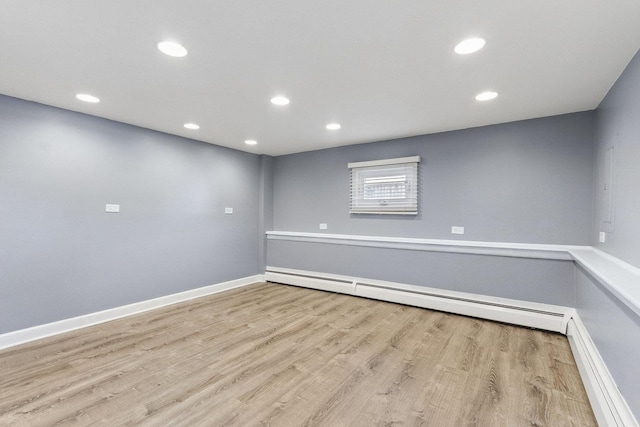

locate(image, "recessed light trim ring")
[[475, 91, 499, 101], [455, 37, 486, 55], [76, 93, 100, 103], [270, 96, 290, 106], [158, 41, 188, 58]]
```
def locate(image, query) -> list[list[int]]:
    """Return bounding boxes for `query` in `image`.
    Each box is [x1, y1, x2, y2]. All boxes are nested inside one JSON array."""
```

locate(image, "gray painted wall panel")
[[574, 265, 640, 420], [258, 155, 274, 271], [581, 48, 640, 421], [268, 104, 594, 321], [267, 240, 575, 306], [273, 112, 595, 245], [0, 95, 261, 333], [593, 49, 640, 268]]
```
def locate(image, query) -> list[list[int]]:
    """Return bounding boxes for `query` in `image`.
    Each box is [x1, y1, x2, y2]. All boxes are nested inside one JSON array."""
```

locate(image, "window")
[[348, 156, 420, 214]]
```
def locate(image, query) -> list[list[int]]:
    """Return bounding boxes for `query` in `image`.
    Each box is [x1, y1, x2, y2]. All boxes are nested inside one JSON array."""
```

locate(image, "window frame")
[[348, 156, 420, 215]]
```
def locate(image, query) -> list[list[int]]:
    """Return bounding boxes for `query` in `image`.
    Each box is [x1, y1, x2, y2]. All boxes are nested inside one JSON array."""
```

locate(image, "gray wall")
[[574, 265, 640, 419], [267, 240, 575, 306], [273, 112, 595, 245], [258, 155, 274, 270], [0, 95, 261, 334], [578, 48, 640, 421], [269, 112, 594, 304], [593, 48, 640, 268]]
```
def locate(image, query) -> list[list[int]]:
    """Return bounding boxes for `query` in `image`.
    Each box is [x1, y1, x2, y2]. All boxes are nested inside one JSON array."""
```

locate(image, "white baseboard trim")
[[265, 267, 573, 334], [0, 274, 264, 351], [567, 314, 638, 427], [266, 268, 357, 295]]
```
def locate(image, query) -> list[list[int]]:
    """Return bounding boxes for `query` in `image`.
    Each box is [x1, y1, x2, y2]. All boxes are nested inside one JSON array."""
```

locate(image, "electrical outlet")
[[451, 226, 464, 235], [319, 223, 328, 230], [599, 231, 606, 243], [225, 207, 233, 214], [105, 204, 120, 213]]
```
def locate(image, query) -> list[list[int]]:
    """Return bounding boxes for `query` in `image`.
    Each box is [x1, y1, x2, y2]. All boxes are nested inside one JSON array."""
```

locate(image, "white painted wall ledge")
[[266, 231, 640, 319], [267, 230, 583, 260], [571, 247, 640, 318]]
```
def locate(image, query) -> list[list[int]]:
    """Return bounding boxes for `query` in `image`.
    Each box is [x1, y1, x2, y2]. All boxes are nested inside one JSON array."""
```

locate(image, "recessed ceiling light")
[[326, 123, 341, 130], [475, 91, 499, 101], [76, 93, 100, 103], [157, 41, 188, 58], [270, 96, 290, 106], [244, 139, 258, 146], [184, 123, 200, 130], [455, 37, 486, 55]]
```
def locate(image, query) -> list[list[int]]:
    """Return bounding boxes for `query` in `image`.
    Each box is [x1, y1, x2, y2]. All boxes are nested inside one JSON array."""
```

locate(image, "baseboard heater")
[[265, 267, 573, 334], [567, 316, 638, 426]]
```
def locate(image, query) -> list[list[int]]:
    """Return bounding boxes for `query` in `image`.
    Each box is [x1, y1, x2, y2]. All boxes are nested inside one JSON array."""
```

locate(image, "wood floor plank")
[[0, 282, 596, 426]]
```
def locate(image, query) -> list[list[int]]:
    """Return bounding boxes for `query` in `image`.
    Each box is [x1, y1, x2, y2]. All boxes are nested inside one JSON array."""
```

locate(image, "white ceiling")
[[1, 1, 640, 156]]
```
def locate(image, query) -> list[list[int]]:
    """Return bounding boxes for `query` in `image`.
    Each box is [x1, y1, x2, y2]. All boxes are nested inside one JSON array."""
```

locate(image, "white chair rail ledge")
[[266, 231, 640, 317]]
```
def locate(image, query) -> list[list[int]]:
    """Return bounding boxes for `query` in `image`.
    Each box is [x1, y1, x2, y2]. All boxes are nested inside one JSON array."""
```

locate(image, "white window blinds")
[[348, 156, 420, 215]]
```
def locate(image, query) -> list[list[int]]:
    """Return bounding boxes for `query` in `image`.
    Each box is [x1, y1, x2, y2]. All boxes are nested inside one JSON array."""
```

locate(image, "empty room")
[[1, 1, 639, 426]]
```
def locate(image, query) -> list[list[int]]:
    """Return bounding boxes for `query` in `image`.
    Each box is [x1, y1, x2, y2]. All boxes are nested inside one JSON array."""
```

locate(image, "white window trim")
[[347, 156, 421, 169], [349, 156, 420, 215]]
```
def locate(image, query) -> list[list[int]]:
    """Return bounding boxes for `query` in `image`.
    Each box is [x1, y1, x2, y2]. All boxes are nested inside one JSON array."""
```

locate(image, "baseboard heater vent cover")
[[265, 267, 573, 334]]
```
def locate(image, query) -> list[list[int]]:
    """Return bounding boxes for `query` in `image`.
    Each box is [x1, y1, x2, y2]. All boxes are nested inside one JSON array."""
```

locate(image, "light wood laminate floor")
[[0, 282, 596, 426]]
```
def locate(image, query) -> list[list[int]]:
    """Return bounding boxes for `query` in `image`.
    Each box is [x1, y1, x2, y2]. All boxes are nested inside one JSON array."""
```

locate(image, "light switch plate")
[[225, 207, 233, 214], [105, 204, 120, 213]]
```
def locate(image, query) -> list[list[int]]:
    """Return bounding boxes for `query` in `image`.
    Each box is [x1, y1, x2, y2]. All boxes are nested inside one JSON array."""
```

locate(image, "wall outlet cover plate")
[[105, 204, 120, 213], [451, 226, 464, 234]]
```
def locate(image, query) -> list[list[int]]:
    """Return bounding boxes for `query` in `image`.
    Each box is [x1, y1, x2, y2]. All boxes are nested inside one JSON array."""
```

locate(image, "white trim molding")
[[571, 247, 640, 317], [0, 275, 264, 351], [347, 155, 421, 169], [567, 314, 638, 427], [266, 231, 580, 260], [265, 266, 573, 334], [266, 231, 640, 316]]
